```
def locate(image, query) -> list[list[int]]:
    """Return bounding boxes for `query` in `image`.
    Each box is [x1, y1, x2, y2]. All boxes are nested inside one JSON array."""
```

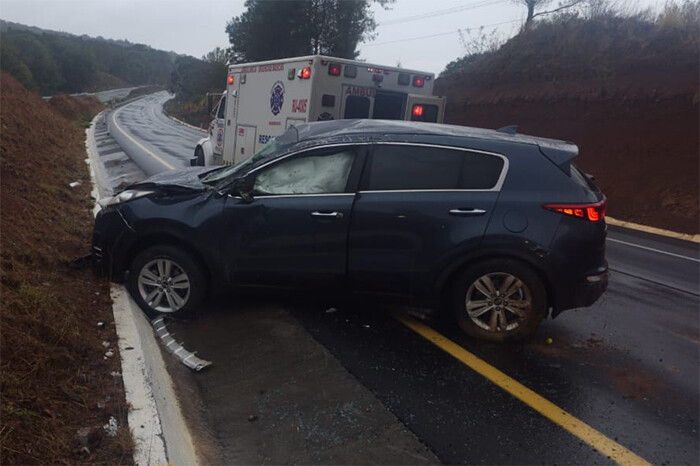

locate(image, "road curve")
[[107, 91, 205, 176]]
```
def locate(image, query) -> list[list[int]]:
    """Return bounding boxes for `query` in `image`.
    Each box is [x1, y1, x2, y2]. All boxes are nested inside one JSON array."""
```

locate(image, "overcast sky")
[[0, 0, 673, 75]]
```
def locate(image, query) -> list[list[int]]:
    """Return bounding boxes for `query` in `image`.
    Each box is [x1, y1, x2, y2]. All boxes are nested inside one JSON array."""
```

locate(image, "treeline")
[[0, 23, 174, 95]]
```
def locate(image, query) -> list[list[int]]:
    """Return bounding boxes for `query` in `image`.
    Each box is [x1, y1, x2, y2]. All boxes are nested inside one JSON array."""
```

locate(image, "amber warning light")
[[227, 75, 234, 85]]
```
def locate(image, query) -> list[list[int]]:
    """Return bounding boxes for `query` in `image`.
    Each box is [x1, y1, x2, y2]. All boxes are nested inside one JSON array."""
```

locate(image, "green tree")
[[202, 46, 228, 65], [0, 42, 36, 91], [226, 0, 392, 62], [170, 55, 227, 100]]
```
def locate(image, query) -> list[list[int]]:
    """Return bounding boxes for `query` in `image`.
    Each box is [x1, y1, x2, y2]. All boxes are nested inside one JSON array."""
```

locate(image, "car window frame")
[[236, 143, 368, 199], [359, 142, 510, 193]]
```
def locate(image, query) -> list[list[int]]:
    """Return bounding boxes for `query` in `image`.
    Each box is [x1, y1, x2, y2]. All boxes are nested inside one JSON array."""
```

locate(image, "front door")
[[226, 145, 364, 290]]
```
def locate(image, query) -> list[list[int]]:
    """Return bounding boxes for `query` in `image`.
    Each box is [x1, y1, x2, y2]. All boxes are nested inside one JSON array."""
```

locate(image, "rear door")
[[341, 85, 374, 119], [406, 95, 446, 123], [348, 143, 507, 298], [372, 91, 406, 120]]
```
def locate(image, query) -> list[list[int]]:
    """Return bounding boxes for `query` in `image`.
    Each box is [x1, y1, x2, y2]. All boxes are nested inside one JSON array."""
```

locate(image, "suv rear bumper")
[[552, 267, 608, 316]]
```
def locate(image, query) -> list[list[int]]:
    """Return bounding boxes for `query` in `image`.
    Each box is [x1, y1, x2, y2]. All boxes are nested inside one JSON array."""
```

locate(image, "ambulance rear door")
[[405, 94, 446, 123]]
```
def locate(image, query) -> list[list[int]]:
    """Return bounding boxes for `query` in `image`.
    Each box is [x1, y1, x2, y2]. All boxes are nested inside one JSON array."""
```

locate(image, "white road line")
[[607, 237, 700, 263], [112, 104, 175, 170]]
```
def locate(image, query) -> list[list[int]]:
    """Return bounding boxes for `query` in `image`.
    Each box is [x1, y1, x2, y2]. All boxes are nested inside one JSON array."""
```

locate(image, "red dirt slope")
[[0, 72, 132, 464], [436, 16, 699, 234]]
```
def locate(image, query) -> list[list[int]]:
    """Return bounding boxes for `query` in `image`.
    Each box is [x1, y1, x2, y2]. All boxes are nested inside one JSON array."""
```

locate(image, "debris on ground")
[[152, 316, 212, 371]]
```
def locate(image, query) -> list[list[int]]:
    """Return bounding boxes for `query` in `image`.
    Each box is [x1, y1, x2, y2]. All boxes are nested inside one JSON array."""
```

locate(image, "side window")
[[253, 148, 355, 195], [344, 96, 370, 119], [216, 97, 226, 119], [460, 152, 505, 189], [365, 145, 504, 191]]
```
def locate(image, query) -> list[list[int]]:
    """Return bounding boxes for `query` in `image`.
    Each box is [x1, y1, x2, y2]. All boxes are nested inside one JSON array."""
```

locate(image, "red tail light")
[[544, 199, 606, 222]]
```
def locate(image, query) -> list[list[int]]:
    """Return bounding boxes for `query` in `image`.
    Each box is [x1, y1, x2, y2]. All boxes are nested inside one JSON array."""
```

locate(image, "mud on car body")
[[92, 119, 608, 341]]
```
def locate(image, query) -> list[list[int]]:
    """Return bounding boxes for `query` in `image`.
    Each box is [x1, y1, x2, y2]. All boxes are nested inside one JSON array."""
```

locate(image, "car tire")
[[451, 259, 547, 342], [195, 146, 205, 166], [127, 245, 206, 318]]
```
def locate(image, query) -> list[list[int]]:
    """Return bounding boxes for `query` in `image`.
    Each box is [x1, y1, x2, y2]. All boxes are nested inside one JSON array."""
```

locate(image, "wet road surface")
[[99, 93, 700, 464], [107, 91, 204, 176]]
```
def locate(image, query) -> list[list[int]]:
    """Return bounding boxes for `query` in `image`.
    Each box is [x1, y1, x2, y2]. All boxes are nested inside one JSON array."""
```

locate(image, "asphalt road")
[[101, 94, 700, 464], [107, 91, 204, 176]]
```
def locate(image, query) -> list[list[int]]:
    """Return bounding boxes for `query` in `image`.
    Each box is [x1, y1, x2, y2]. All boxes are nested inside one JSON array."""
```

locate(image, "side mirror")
[[234, 175, 254, 203]]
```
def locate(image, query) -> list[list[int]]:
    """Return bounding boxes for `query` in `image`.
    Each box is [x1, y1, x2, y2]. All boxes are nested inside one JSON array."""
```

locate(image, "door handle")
[[311, 211, 343, 218], [449, 208, 486, 216]]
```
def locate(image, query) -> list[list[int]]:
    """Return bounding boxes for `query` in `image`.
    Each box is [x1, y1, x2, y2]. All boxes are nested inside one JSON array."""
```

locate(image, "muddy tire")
[[451, 259, 547, 342], [127, 245, 206, 318]]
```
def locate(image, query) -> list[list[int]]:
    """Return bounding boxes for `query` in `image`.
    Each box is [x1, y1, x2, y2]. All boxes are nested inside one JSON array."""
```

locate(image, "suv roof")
[[288, 120, 579, 166]]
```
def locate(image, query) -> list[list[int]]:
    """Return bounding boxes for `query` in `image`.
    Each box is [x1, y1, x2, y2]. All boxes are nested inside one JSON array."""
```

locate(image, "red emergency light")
[[413, 76, 425, 87], [299, 67, 311, 79], [227, 75, 234, 85], [328, 63, 341, 76], [412, 105, 424, 117]]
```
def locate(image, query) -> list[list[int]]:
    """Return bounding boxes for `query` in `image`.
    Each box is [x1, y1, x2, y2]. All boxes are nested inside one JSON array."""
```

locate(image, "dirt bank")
[[436, 14, 699, 234], [0, 72, 132, 464]]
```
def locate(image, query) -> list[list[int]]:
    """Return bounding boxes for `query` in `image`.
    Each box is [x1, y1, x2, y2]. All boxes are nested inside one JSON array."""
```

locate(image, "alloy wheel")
[[465, 272, 532, 332], [137, 258, 191, 313]]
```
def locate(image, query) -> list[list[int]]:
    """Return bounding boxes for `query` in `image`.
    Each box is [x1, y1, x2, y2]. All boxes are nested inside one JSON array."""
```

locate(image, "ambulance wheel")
[[195, 146, 205, 166]]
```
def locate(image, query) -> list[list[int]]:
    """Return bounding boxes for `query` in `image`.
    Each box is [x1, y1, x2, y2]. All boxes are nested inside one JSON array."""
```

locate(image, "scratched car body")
[[92, 120, 608, 341]]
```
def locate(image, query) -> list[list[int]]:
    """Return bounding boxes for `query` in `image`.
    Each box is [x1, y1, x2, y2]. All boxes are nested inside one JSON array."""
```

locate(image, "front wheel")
[[127, 245, 206, 318], [195, 146, 205, 166], [451, 259, 547, 342]]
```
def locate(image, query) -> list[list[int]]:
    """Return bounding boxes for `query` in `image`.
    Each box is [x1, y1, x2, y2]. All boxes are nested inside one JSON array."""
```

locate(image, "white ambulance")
[[192, 55, 445, 166]]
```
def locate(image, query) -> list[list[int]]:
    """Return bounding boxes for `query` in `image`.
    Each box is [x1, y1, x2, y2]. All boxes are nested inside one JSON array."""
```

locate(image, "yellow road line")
[[111, 105, 175, 170], [396, 315, 651, 466], [606, 216, 700, 244]]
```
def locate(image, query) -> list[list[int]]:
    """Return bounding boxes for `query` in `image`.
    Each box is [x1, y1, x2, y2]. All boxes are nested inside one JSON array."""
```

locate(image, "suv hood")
[[129, 166, 220, 192]]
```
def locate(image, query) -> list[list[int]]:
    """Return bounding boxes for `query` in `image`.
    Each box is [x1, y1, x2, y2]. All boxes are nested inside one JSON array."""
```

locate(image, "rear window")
[[364, 145, 504, 191], [344, 96, 370, 119]]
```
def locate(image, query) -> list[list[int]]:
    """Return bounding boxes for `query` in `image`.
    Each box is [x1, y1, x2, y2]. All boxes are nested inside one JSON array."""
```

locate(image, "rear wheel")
[[127, 245, 206, 318], [451, 259, 547, 342], [195, 146, 205, 166]]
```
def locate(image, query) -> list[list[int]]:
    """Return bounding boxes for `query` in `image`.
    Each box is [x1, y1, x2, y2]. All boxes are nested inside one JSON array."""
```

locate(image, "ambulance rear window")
[[344, 96, 370, 119]]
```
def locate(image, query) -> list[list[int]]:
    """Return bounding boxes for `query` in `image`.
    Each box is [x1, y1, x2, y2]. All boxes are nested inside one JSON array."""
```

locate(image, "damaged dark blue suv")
[[92, 120, 608, 341]]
